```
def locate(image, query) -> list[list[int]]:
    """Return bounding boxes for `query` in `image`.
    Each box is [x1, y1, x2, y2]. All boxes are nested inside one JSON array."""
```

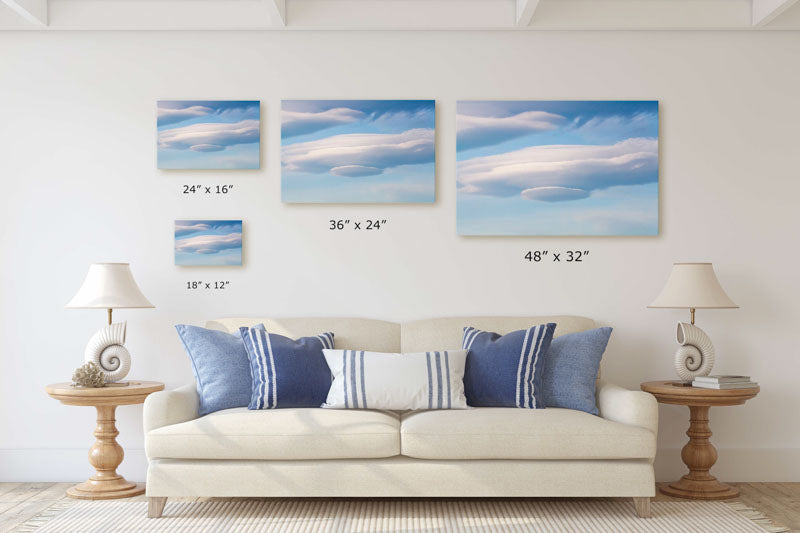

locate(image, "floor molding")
[[0, 449, 147, 482], [654, 448, 800, 482]]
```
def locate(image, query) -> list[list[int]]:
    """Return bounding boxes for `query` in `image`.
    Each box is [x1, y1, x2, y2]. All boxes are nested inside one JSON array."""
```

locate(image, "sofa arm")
[[596, 380, 658, 436], [143, 383, 200, 433]]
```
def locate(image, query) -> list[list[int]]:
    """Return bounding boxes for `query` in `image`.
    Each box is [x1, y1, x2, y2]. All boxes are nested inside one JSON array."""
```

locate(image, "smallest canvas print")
[[175, 220, 242, 266]]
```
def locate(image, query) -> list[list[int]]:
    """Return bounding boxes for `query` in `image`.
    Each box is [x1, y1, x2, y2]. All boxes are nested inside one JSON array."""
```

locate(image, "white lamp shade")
[[66, 263, 154, 309], [648, 262, 737, 309]]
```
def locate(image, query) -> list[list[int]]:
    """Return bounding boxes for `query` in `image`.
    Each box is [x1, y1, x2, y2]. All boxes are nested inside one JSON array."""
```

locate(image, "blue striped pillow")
[[462, 324, 556, 408], [321, 349, 469, 410], [239, 327, 334, 409]]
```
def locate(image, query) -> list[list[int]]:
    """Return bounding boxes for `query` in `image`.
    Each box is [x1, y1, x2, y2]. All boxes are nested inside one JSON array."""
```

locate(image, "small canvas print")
[[157, 101, 260, 169], [175, 220, 242, 266], [457, 101, 659, 236], [281, 100, 435, 203]]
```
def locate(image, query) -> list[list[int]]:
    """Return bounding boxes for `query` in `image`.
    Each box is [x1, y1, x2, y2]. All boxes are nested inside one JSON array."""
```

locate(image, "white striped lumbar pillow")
[[321, 349, 469, 410]]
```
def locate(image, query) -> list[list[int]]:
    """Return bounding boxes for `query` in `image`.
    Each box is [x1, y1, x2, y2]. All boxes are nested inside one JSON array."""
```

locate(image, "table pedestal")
[[660, 405, 739, 500], [66, 405, 144, 500]]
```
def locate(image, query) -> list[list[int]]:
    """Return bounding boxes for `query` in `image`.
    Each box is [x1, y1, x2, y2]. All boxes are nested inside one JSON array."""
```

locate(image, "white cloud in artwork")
[[157, 105, 214, 126], [521, 186, 591, 202], [458, 138, 658, 201], [158, 120, 260, 152], [281, 128, 434, 177], [174, 222, 211, 236], [189, 144, 225, 152], [281, 108, 365, 138], [175, 233, 242, 255], [330, 165, 383, 177], [456, 110, 566, 151]]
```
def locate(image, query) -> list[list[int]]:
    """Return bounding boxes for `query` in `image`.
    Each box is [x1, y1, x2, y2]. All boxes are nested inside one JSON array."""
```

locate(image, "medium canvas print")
[[457, 101, 659, 236], [175, 220, 242, 266], [157, 101, 260, 169], [281, 100, 435, 203]]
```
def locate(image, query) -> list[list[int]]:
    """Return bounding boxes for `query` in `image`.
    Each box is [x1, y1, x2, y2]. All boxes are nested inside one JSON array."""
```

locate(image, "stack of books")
[[692, 375, 758, 389]]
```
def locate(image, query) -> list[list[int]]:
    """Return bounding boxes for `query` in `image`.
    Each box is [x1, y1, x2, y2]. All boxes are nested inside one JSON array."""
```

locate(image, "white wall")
[[1, 30, 798, 483]]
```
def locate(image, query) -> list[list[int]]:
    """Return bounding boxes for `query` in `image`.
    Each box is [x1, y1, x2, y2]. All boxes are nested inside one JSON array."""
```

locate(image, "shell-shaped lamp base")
[[674, 322, 715, 382], [84, 322, 131, 382]]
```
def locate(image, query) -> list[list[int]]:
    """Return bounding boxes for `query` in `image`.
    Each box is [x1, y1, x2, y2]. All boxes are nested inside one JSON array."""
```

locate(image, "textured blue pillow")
[[240, 327, 334, 409], [462, 324, 556, 408], [175, 324, 264, 416], [542, 327, 613, 415]]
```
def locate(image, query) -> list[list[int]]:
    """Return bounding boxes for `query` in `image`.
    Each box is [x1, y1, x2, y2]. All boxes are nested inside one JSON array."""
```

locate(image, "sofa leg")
[[148, 497, 167, 518], [633, 497, 651, 518]]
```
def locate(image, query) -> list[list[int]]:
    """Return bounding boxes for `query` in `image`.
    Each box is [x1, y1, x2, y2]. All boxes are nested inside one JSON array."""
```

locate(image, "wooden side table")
[[641, 380, 759, 500], [45, 381, 165, 500]]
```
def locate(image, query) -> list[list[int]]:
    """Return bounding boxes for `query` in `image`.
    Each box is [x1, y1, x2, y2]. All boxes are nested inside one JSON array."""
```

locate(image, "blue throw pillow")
[[542, 327, 613, 415], [240, 327, 334, 409], [462, 324, 556, 408], [175, 324, 264, 416]]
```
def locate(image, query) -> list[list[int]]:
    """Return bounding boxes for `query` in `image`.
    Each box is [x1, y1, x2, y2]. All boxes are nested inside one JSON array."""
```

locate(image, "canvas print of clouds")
[[281, 100, 435, 203], [457, 101, 659, 236], [175, 220, 242, 266], [157, 101, 260, 169]]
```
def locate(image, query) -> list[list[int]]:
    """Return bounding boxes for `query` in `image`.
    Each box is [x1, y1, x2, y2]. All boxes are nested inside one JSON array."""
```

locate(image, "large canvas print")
[[281, 100, 435, 203], [175, 220, 243, 266], [456, 101, 659, 236], [158, 101, 260, 169]]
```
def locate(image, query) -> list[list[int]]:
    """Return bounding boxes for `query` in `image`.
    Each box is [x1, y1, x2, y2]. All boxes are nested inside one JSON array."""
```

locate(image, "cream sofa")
[[144, 316, 658, 518]]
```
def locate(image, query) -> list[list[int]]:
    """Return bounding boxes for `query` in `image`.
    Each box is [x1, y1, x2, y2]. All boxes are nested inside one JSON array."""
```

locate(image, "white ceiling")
[[1, 0, 799, 30]]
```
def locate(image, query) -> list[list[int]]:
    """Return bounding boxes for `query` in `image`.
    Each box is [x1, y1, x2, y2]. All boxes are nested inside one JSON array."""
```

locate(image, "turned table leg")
[[66, 405, 145, 500], [660, 405, 739, 500]]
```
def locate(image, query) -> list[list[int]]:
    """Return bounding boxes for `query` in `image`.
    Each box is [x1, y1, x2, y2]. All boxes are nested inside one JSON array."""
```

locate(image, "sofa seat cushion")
[[146, 408, 400, 460], [400, 408, 655, 460]]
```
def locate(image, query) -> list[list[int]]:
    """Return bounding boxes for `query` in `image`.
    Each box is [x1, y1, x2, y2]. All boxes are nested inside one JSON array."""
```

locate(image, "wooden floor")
[[1, 482, 798, 532]]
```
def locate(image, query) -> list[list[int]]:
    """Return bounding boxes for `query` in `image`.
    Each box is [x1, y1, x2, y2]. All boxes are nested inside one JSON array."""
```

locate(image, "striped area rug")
[[15, 499, 788, 532]]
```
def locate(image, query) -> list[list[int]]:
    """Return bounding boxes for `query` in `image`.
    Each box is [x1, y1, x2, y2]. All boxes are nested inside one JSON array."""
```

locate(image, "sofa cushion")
[[208, 317, 401, 352], [400, 408, 655, 460], [146, 408, 400, 460], [401, 316, 595, 353]]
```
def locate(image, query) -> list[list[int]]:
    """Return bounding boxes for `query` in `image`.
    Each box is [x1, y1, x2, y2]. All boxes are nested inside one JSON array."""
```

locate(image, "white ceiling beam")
[[531, 0, 751, 29], [1, 0, 47, 26], [752, 0, 799, 25], [516, 0, 540, 26], [2, 0, 798, 31], [266, 0, 286, 26]]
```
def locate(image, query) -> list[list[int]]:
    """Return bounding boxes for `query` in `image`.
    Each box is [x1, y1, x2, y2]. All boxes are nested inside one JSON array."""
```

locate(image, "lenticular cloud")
[[157, 105, 214, 127], [457, 138, 658, 201], [158, 120, 260, 152], [281, 128, 434, 177], [174, 233, 242, 255], [456, 110, 566, 151], [281, 108, 366, 138]]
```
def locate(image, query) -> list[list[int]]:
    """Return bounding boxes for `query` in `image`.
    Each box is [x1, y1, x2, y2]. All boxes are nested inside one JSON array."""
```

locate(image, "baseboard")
[[0, 448, 148, 482], [2, 447, 799, 483], [654, 448, 800, 482]]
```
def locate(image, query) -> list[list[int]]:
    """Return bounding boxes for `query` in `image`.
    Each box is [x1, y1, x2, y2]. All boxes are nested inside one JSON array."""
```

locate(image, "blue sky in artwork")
[[175, 220, 242, 266], [456, 100, 659, 235], [281, 100, 435, 203], [158, 101, 260, 169]]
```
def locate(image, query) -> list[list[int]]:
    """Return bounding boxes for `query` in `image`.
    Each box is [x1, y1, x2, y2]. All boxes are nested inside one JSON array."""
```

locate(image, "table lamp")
[[648, 262, 738, 383], [66, 263, 154, 383]]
